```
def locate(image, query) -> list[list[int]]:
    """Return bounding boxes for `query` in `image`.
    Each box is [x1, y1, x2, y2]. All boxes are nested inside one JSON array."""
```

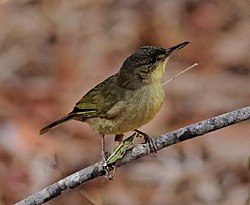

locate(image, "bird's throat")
[[150, 59, 168, 83]]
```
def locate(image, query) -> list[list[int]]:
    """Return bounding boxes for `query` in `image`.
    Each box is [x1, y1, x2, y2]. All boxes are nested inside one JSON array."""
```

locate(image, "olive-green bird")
[[40, 41, 190, 160]]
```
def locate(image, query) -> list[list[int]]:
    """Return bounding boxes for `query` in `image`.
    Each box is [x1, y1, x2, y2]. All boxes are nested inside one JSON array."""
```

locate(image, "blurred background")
[[0, 0, 249, 204]]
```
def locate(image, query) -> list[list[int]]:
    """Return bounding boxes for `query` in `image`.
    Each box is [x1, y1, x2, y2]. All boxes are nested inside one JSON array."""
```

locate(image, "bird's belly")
[[86, 84, 165, 134]]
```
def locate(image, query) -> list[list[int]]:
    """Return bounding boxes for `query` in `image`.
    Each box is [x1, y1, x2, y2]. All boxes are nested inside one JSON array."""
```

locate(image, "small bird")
[[40, 41, 190, 161]]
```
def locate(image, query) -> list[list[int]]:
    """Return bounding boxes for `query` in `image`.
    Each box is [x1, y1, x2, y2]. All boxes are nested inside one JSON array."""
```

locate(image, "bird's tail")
[[39, 114, 74, 135]]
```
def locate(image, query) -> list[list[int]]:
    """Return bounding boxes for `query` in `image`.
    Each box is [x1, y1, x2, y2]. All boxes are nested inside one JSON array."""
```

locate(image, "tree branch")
[[15, 106, 250, 205]]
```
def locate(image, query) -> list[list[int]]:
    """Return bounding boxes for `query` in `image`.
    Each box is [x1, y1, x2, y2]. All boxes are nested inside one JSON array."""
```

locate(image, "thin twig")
[[162, 63, 198, 85], [15, 106, 250, 205]]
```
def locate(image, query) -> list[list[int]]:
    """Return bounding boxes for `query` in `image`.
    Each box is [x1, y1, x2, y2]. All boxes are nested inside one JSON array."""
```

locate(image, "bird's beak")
[[165, 41, 190, 56]]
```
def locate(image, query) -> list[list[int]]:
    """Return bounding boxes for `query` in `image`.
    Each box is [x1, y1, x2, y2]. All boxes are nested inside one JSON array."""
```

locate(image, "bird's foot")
[[134, 129, 157, 156], [105, 164, 117, 180], [101, 148, 113, 177], [102, 150, 118, 180]]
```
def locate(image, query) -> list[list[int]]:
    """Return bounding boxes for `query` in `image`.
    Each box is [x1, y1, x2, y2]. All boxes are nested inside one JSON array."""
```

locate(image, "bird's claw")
[[135, 129, 157, 156], [101, 152, 111, 178], [102, 158, 117, 180]]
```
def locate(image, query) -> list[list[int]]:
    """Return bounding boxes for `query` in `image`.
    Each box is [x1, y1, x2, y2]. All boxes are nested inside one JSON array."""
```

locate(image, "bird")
[[40, 41, 190, 162]]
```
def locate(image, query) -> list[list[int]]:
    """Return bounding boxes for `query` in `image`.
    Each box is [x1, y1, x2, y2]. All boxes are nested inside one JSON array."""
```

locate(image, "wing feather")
[[71, 74, 125, 119]]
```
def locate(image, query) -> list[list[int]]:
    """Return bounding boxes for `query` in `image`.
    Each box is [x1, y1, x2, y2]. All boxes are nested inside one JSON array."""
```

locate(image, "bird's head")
[[118, 41, 190, 89]]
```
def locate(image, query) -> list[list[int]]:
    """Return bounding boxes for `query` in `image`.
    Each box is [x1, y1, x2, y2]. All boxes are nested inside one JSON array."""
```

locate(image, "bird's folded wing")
[[71, 74, 124, 118]]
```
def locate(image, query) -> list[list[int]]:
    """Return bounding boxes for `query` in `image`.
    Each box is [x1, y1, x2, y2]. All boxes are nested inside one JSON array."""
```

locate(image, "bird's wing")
[[71, 74, 125, 118]]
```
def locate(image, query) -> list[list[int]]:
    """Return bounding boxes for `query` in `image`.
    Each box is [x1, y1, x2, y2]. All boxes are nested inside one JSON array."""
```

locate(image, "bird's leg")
[[106, 134, 124, 180], [134, 129, 157, 156], [101, 134, 112, 176], [100, 134, 107, 162], [115, 134, 124, 147]]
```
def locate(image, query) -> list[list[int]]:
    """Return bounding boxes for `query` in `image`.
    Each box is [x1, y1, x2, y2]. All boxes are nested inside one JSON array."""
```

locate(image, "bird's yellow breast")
[[86, 82, 165, 134]]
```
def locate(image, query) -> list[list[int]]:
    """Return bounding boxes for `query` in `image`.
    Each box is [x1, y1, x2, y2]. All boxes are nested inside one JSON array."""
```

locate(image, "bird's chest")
[[87, 84, 165, 134], [135, 84, 165, 121], [113, 83, 165, 132]]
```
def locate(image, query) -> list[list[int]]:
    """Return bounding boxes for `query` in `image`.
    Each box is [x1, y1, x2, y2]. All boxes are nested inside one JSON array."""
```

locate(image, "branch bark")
[[15, 106, 250, 205]]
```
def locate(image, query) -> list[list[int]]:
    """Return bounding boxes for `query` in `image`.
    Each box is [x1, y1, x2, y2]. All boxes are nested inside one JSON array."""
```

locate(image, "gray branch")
[[15, 106, 250, 205]]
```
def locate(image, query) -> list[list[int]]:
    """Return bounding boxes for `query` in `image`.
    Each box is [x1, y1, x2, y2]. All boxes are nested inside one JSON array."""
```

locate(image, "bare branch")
[[15, 106, 250, 205]]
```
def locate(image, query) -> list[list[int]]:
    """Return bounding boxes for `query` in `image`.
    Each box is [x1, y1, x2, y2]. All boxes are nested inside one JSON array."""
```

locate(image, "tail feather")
[[39, 114, 74, 135]]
